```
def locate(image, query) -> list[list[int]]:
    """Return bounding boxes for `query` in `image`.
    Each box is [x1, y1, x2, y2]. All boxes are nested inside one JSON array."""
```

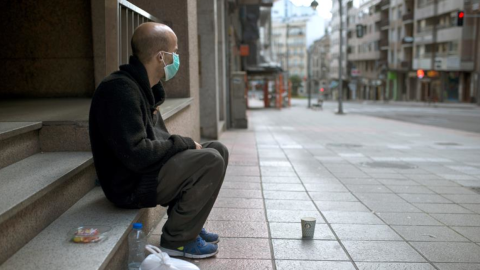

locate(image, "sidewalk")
[[344, 100, 480, 110], [150, 106, 480, 270]]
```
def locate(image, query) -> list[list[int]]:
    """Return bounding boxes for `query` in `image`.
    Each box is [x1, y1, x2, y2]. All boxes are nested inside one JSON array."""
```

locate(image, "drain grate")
[[361, 162, 418, 170], [436, 142, 461, 146], [327, 143, 363, 148]]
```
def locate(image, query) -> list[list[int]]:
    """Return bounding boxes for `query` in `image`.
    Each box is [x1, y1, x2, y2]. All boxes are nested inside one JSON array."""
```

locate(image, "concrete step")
[[0, 187, 164, 270], [0, 122, 42, 169], [0, 152, 96, 265]]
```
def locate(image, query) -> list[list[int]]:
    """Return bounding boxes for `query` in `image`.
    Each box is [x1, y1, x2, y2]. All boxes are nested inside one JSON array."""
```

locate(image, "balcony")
[[402, 13, 413, 22], [380, 0, 390, 10], [401, 61, 411, 69], [380, 39, 389, 49], [402, 36, 414, 46], [380, 20, 389, 29]]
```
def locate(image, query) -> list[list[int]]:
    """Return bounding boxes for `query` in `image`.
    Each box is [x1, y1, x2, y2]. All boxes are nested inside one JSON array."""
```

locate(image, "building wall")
[[0, 0, 95, 98], [129, 0, 201, 141], [272, 20, 308, 78]]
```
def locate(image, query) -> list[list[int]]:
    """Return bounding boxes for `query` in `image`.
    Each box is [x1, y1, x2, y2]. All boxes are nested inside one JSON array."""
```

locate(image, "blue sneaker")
[[160, 236, 218, 259], [199, 228, 220, 244]]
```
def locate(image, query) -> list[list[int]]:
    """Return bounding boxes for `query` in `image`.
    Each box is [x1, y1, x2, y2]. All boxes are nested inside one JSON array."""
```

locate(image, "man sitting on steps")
[[88, 22, 228, 259]]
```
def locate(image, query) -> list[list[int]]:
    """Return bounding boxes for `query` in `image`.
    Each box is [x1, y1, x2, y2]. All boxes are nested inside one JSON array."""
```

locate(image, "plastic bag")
[[140, 245, 200, 270]]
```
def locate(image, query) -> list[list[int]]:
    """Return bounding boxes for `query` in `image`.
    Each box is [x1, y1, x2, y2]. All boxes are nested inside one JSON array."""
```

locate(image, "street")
[[150, 104, 480, 269], [290, 99, 480, 134]]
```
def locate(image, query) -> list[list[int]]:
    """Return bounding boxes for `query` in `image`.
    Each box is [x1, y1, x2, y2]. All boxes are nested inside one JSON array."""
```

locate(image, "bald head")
[[131, 22, 177, 64]]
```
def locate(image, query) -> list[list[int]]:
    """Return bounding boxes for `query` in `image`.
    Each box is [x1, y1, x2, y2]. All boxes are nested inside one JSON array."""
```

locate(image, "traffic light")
[[457, 11, 464, 26]]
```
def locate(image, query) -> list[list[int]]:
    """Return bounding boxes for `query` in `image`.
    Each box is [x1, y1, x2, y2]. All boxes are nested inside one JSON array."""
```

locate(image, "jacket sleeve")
[[95, 79, 192, 174]]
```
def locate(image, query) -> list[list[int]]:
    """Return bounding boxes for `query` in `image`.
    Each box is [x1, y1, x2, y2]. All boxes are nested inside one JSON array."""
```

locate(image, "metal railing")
[[118, 0, 160, 65]]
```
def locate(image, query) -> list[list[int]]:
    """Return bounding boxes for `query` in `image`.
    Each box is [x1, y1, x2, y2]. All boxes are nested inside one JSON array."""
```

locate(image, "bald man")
[[89, 23, 228, 259]]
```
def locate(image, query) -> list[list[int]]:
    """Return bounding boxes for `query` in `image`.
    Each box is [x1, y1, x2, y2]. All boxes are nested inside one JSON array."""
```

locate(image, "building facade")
[[330, 0, 350, 100], [309, 34, 331, 99], [339, 0, 480, 103]]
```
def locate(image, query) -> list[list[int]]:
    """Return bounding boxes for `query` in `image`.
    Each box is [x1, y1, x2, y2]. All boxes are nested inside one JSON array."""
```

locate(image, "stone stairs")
[[0, 121, 165, 269]]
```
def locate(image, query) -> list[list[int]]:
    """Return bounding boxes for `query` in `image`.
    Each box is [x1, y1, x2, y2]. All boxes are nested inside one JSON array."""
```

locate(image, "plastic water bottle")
[[128, 223, 147, 270]]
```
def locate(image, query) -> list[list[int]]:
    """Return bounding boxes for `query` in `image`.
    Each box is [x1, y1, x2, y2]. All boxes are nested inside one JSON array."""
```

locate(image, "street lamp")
[[311, 0, 344, 114]]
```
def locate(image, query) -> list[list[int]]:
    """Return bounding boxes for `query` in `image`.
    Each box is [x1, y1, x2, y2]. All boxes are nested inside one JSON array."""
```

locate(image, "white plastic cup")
[[301, 217, 316, 239]]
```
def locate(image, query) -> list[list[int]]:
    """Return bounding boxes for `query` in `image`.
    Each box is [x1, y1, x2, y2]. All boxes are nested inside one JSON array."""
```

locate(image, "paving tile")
[[413, 203, 473, 214], [364, 201, 422, 213], [343, 241, 425, 262], [356, 263, 436, 270], [259, 161, 292, 167], [261, 170, 298, 177], [338, 178, 382, 185], [219, 189, 263, 199], [411, 242, 480, 263], [414, 179, 460, 187], [322, 211, 385, 225], [208, 208, 266, 222], [225, 176, 261, 183], [190, 259, 274, 270], [309, 192, 358, 202], [266, 209, 325, 223], [272, 239, 349, 260], [356, 193, 405, 203], [387, 185, 435, 194], [377, 213, 442, 226], [331, 224, 402, 241], [304, 183, 349, 192], [269, 223, 335, 240], [226, 166, 260, 176], [399, 194, 453, 204], [460, 204, 480, 214], [431, 214, 480, 226], [265, 200, 317, 211], [214, 197, 264, 209], [222, 182, 262, 190], [203, 221, 269, 238], [262, 190, 310, 200], [260, 166, 295, 172], [392, 226, 469, 242], [276, 261, 355, 270], [299, 177, 342, 184], [315, 201, 371, 212], [451, 227, 480, 242], [377, 179, 421, 186], [428, 186, 479, 195], [443, 195, 480, 204], [261, 176, 301, 183], [216, 238, 271, 259], [262, 183, 305, 191], [435, 263, 480, 270], [346, 184, 392, 194]]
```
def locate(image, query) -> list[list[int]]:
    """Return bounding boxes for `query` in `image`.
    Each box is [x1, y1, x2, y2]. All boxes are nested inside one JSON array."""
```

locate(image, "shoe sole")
[[207, 239, 220, 244], [160, 247, 219, 259]]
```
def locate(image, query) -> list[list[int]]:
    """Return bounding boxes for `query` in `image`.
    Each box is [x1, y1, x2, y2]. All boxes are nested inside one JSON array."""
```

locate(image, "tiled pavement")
[[149, 106, 480, 269]]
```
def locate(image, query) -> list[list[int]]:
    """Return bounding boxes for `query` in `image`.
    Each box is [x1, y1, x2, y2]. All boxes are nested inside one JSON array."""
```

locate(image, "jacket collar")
[[119, 56, 165, 108]]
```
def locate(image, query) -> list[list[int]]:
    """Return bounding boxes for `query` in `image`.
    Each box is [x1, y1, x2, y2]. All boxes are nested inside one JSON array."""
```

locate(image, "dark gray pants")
[[156, 141, 229, 248]]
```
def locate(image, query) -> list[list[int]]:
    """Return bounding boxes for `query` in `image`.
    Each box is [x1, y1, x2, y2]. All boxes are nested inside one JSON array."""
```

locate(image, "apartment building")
[[273, 18, 309, 78], [347, 0, 385, 100], [309, 34, 331, 99], [330, 0, 350, 99], [413, 0, 477, 102], [386, 0, 415, 101]]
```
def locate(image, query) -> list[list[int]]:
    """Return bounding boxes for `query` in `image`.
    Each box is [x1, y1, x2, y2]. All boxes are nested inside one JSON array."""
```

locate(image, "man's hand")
[[195, 141, 203, 149]]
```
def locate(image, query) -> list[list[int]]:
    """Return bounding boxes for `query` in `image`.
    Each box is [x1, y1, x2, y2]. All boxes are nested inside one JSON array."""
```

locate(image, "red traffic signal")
[[417, 69, 425, 79], [320, 88, 325, 92], [457, 11, 464, 26]]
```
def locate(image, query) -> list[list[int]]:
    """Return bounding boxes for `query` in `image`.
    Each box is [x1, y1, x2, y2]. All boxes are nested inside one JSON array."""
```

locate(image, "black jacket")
[[89, 56, 196, 208]]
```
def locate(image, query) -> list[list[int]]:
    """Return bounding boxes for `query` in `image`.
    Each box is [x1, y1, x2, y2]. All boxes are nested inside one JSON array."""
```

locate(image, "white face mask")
[[160, 51, 180, 81]]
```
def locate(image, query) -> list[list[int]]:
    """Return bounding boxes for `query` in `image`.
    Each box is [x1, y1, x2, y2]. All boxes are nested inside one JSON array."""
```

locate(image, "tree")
[[289, 75, 302, 97]]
